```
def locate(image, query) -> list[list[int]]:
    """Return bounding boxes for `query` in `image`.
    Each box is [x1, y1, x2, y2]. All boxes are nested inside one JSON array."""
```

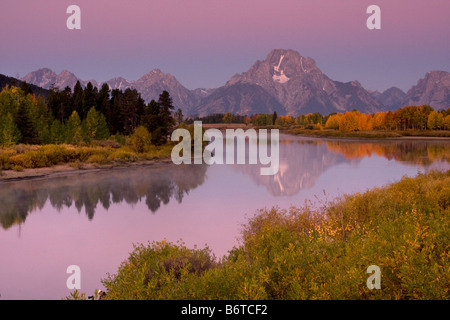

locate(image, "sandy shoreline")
[[0, 158, 174, 183]]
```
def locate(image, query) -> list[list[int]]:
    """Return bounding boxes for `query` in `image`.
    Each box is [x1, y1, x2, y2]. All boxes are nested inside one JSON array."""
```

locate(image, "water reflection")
[[0, 163, 207, 230], [1, 137, 449, 229], [231, 137, 450, 197]]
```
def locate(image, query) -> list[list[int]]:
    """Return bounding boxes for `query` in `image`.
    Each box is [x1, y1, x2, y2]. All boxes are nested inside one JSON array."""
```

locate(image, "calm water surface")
[[0, 135, 449, 299]]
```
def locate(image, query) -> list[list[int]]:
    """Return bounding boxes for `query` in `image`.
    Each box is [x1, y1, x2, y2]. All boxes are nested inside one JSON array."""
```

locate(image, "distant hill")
[[402, 71, 450, 111], [0, 74, 49, 98], [370, 87, 406, 111], [19, 49, 450, 116]]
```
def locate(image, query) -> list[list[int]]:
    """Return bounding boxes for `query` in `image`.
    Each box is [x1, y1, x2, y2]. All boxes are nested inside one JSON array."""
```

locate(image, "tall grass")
[[0, 142, 173, 170], [87, 170, 449, 300]]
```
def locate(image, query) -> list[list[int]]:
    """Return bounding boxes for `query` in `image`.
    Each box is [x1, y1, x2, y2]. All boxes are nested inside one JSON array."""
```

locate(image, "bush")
[[130, 126, 151, 153], [10, 150, 48, 168], [40, 145, 76, 165], [107, 149, 138, 162], [12, 165, 24, 172], [0, 150, 14, 170], [96, 170, 449, 300], [101, 241, 216, 300], [87, 153, 110, 165], [114, 133, 126, 146]]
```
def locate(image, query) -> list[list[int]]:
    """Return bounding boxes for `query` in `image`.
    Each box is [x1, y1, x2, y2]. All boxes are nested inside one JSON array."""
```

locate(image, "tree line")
[[323, 106, 450, 131], [0, 81, 178, 146], [1, 81, 449, 148], [191, 106, 450, 132]]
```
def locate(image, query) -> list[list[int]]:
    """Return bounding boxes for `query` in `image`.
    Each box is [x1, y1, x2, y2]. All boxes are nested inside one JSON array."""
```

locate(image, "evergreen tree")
[[84, 107, 110, 141], [65, 111, 83, 144], [121, 88, 145, 135], [50, 119, 65, 144], [0, 113, 21, 146], [157, 90, 175, 142], [47, 85, 62, 121], [97, 83, 111, 123], [82, 82, 97, 119], [109, 89, 123, 134], [34, 96, 54, 144], [142, 100, 162, 145], [72, 81, 84, 119], [15, 102, 37, 144], [60, 86, 74, 121]]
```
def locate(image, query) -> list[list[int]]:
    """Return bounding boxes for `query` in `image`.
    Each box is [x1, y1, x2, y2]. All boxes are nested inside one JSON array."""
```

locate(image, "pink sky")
[[1, 0, 449, 91]]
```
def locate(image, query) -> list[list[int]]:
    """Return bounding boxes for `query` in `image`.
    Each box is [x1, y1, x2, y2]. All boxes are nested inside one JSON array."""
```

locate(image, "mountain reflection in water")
[[0, 137, 449, 229], [230, 137, 450, 197]]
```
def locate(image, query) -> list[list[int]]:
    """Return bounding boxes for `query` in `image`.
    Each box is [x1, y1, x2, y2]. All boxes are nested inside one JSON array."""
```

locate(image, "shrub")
[[96, 170, 449, 300], [107, 149, 138, 162], [0, 151, 13, 170], [101, 241, 216, 300], [86, 153, 110, 165], [12, 165, 24, 172], [40, 145, 74, 165], [114, 133, 126, 146], [130, 126, 151, 153], [10, 150, 48, 168]]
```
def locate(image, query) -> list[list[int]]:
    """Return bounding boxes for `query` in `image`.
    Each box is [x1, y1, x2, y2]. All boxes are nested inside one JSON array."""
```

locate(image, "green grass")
[[68, 169, 450, 300]]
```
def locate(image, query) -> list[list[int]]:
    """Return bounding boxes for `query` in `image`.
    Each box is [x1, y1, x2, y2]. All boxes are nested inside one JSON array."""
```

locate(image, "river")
[[0, 135, 448, 299]]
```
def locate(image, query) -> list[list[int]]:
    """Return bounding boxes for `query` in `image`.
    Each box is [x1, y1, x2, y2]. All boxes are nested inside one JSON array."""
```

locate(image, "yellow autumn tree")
[[427, 111, 444, 130], [372, 112, 386, 130], [324, 114, 342, 130], [443, 115, 450, 130], [339, 111, 360, 132]]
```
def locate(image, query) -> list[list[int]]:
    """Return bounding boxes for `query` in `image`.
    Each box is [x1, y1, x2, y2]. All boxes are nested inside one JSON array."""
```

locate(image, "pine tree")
[[72, 81, 84, 119], [157, 90, 175, 142], [65, 111, 83, 144], [142, 100, 162, 145], [50, 119, 65, 144], [121, 88, 144, 135], [97, 83, 111, 124], [109, 89, 123, 134], [0, 113, 21, 146], [15, 103, 37, 144], [272, 111, 278, 124], [82, 82, 97, 120], [84, 107, 110, 141]]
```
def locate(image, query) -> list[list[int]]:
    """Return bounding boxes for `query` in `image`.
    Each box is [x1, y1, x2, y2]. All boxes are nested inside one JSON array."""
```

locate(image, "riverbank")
[[70, 169, 449, 300], [0, 158, 174, 182], [2, 126, 449, 181], [0, 143, 173, 182], [199, 123, 450, 140], [282, 127, 450, 140]]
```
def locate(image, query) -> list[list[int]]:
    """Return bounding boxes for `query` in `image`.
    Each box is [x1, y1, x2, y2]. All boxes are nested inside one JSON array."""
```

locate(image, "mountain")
[[22, 68, 198, 115], [21, 68, 100, 91], [402, 71, 450, 111], [196, 49, 385, 116], [19, 50, 450, 116], [129, 69, 199, 115], [370, 87, 406, 111], [195, 83, 285, 115]]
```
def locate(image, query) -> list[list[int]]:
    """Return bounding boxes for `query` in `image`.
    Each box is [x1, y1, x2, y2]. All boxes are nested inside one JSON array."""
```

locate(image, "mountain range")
[[13, 49, 450, 116]]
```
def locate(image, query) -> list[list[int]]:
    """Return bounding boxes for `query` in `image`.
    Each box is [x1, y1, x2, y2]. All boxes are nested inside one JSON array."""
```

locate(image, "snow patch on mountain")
[[272, 54, 290, 84]]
